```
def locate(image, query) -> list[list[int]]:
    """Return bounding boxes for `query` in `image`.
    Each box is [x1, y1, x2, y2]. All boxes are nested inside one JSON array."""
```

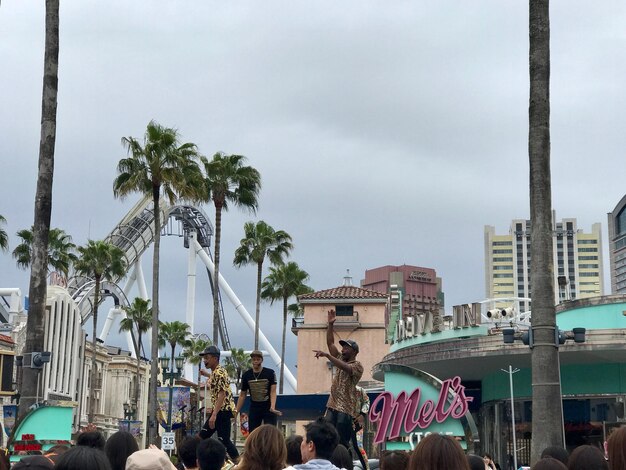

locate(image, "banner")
[[157, 387, 191, 429], [3, 405, 17, 437], [118, 420, 142, 437]]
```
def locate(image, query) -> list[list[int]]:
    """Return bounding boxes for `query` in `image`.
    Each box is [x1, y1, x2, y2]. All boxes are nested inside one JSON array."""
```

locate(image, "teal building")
[[375, 296, 626, 466]]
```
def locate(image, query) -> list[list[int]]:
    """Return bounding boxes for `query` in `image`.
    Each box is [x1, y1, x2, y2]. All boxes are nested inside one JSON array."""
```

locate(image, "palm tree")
[[113, 121, 203, 444], [202, 153, 261, 346], [0, 216, 8, 252], [13, 227, 77, 279], [261, 262, 312, 393], [19, 0, 60, 421], [528, 0, 560, 463], [158, 320, 191, 381], [224, 347, 251, 392], [74, 240, 126, 425], [182, 335, 212, 384], [234, 221, 293, 350], [119, 297, 152, 414]]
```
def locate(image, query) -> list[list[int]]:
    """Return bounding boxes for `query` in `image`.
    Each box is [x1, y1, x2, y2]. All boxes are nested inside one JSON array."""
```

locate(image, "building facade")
[[361, 265, 444, 342], [485, 214, 603, 311], [377, 295, 626, 464], [293, 284, 389, 394], [607, 195, 626, 294]]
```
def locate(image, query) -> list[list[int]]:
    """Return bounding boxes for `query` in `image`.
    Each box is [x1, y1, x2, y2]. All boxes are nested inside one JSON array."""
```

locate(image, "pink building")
[[361, 264, 443, 321], [293, 284, 388, 394]]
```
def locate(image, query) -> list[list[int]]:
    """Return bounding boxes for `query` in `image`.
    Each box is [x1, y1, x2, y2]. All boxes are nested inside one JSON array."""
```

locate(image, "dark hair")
[[468, 454, 487, 470], [236, 425, 286, 470], [177, 436, 201, 469], [104, 431, 139, 470], [55, 446, 112, 470], [76, 431, 106, 451], [408, 434, 470, 470], [567, 445, 607, 470], [533, 457, 568, 470], [380, 450, 409, 470], [608, 427, 626, 470], [285, 435, 303, 466], [197, 438, 226, 470], [541, 446, 569, 466], [303, 418, 339, 461], [330, 444, 353, 470]]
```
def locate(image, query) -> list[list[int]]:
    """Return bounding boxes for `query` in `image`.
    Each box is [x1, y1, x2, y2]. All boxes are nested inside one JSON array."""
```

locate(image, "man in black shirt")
[[235, 350, 281, 432]]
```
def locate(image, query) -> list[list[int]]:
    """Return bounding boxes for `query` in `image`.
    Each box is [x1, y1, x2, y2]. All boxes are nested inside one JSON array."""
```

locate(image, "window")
[[579, 256, 598, 260], [578, 239, 597, 245], [493, 249, 513, 254], [493, 257, 513, 262], [579, 264, 599, 269], [492, 241, 513, 246], [493, 274, 513, 278], [578, 248, 598, 252], [493, 265, 512, 270], [579, 272, 599, 277], [335, 305, 354, 316]]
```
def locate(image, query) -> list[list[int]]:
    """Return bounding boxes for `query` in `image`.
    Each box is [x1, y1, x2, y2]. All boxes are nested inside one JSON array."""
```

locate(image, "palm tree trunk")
[[148, 188, 161, 445], [212, 204, 222, 346], [254, 261, 263, 350], [88, 276, 101, 424], [136, 334, 142, 413], [529, 0, 561, 464], [279, 296, 287, 394], [18, 0, 59, 422]]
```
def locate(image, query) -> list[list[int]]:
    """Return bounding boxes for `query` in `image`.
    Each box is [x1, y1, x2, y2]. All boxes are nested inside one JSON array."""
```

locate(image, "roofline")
[[299, 298, 389, 304]]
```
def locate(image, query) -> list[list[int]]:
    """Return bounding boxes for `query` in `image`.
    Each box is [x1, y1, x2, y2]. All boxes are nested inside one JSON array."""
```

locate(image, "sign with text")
[[371, 364, 478, 450]]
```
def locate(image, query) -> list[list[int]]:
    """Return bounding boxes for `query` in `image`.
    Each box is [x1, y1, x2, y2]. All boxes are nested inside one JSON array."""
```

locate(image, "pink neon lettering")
[[369, 375, 473, 445]]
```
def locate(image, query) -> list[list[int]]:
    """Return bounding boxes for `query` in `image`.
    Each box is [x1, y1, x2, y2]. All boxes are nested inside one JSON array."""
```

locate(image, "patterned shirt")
[[209, 364, 235, 412], [326, 354, 363, 416]]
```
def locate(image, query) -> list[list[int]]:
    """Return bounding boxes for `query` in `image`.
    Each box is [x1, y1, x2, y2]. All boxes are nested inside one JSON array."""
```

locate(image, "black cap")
[[339, 339, 359, 353], [13, 456, 54, 470], [199, 345, 220, 357]]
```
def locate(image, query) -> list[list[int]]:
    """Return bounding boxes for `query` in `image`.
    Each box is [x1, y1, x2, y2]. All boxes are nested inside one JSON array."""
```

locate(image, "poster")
[[3, 405, 16, 437], [157, 386, 190, 429]]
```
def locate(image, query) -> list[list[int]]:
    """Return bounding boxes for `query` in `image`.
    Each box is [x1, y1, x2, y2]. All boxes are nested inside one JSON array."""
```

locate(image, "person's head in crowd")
[[532, 457, 568, 470], [196, 438, 226, 470], [76, 431, 106, 451], [285, 435, 303, 466], [177, 436, 201, 470], [380, 450, 409, 470], [301, 418, 339, 463], [55, 446, 112, 470], [104, 431, 139, 470], [468, 454, 489, 470], [541, 446, 569, 466], [125, 448, 176, 470], [567, 445, 608, 470], [12, 456, 54, 470], [43, 444, 69, 463], [408, 433, 470, 470], [236, 424, 286, 470], [330, 444, 352, 470], [608, 426, 626, 470]]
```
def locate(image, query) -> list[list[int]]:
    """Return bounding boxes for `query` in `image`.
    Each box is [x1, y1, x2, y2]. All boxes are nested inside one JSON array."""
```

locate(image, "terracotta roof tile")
[[0, 334, 14, 344], [299, 285, 388, 301]]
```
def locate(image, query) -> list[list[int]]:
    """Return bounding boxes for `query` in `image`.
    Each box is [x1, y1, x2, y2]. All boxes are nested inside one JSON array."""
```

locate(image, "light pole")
[[159, 355, 184, 432], [501, 365, 520, 470], [123, 401, 137, 432]]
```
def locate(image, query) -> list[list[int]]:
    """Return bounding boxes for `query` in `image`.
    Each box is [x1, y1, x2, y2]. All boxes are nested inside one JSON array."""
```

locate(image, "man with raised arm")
[[312, 309, 364, 452]]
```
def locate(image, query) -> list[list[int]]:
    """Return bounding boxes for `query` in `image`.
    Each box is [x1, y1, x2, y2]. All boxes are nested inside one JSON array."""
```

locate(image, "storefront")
[[375, 295, 626, 467]]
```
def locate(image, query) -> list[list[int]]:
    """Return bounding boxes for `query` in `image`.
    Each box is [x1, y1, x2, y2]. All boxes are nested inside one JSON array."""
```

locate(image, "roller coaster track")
[[66, 196, 232, 350]]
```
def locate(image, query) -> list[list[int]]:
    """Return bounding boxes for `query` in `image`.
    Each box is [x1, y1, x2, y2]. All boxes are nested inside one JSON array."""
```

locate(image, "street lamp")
[[123, 401, 137, 432], [159, 355, 184, 432]]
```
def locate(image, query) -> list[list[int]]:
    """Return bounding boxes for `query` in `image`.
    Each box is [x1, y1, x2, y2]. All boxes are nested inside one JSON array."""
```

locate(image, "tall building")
[[361, 265, 444, 342], [608, 195, 626, 293], [484, 214, 603, 310]]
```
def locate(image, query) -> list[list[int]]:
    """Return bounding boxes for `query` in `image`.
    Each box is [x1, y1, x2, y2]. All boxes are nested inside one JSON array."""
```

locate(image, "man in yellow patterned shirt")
[[198, 345, 239, 462]]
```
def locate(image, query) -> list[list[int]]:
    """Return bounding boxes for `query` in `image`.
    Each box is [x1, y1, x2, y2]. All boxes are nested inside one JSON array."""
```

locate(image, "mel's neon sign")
[[369, 376, 473, 445]]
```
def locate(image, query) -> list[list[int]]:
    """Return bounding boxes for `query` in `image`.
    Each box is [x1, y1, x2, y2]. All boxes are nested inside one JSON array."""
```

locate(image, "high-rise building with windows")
[[484, 214, 603, 311], [608, 195, 626, 293]]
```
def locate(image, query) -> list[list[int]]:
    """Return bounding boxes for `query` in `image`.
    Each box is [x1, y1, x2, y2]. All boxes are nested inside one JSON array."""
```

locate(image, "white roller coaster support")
[[192, 238, 298, 391], [184, 232, 197, 380]]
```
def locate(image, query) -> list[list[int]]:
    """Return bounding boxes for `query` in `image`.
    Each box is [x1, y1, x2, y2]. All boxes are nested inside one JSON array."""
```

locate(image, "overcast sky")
[[1, 2, 625, 393]]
